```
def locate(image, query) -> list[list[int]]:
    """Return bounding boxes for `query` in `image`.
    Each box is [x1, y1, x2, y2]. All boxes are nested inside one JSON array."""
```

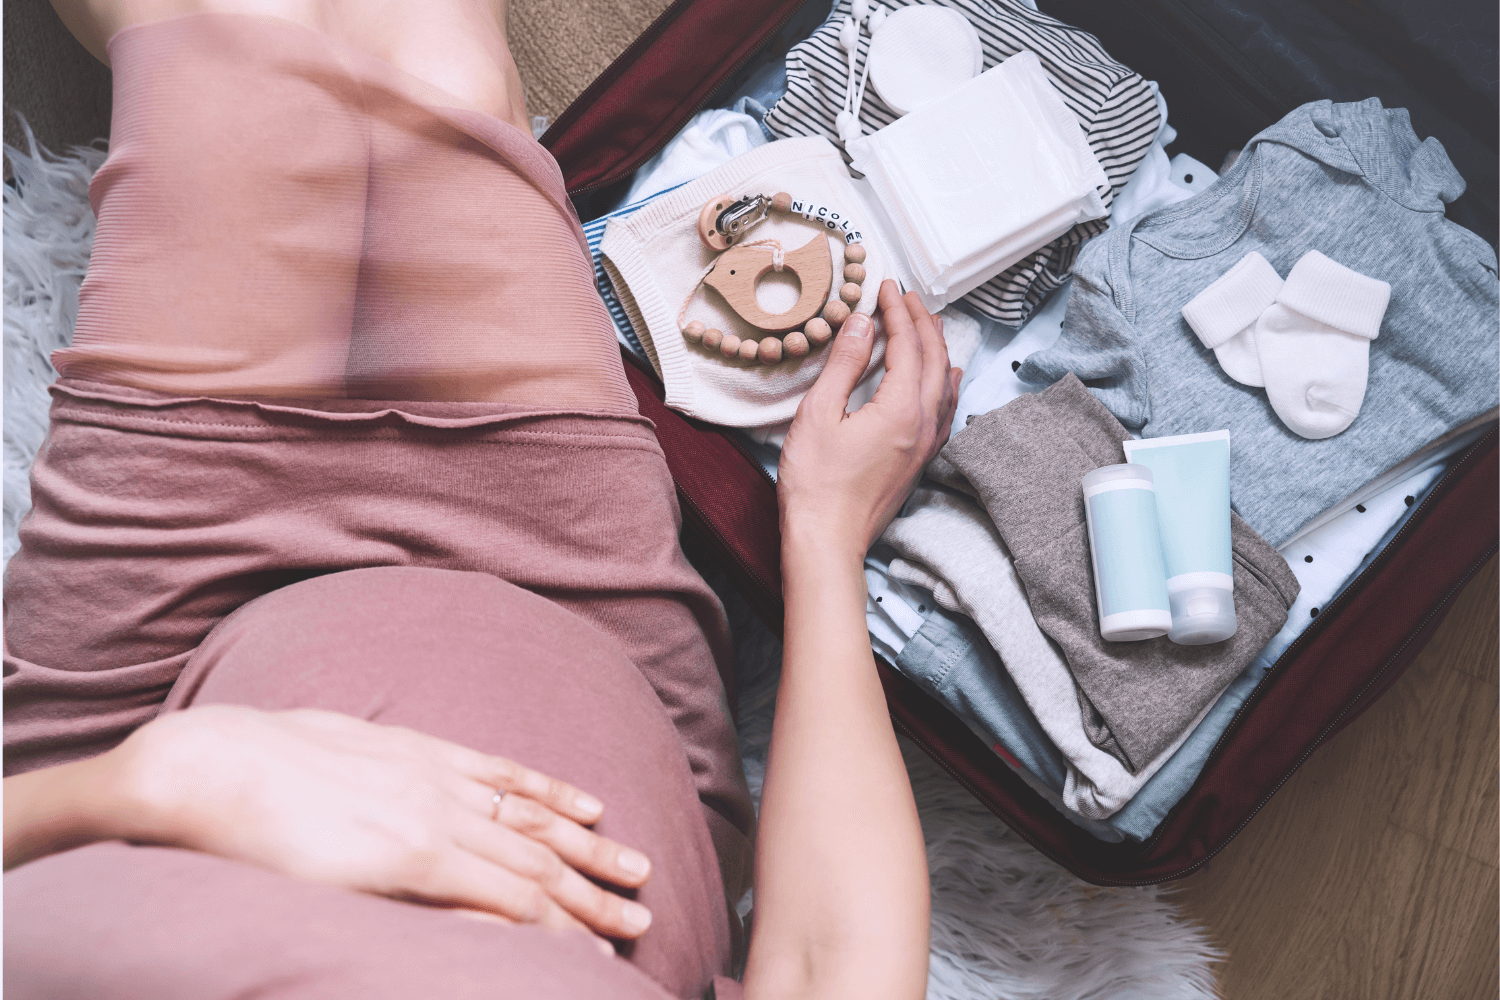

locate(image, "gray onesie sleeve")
[[1017, 268, 1153, 432]]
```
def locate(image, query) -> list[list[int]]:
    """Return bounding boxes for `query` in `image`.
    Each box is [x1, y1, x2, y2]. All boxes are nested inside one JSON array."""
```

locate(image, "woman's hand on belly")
[[12, 705, 654, 953]]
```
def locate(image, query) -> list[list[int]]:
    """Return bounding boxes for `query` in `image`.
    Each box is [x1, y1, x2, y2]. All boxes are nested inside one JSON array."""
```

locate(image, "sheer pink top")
[[54, 13, 637, 413]]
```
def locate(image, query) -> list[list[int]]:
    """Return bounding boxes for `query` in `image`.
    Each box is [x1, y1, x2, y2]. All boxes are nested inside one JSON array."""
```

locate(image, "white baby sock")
[[1180, 251, 1283, 387], [1254, 250, 1391, 440]]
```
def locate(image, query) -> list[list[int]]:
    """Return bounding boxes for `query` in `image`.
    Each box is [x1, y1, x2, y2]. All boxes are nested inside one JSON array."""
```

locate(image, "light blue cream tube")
[[1121, 430, 1236, 645], [1081, 463, 1172, 641]]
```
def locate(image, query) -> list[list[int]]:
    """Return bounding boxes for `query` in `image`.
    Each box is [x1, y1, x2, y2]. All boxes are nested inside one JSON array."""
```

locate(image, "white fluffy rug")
[[4, 130, 1223, 1000]]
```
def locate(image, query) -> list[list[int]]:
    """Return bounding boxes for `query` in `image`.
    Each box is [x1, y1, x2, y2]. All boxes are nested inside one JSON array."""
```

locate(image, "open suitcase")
[[540, 0, 1499, 885]]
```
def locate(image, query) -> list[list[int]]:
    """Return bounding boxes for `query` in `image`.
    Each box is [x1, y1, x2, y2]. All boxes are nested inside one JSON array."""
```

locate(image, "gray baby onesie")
[[1020, 98, 1499, 547], [934, 374, 1300, 772]]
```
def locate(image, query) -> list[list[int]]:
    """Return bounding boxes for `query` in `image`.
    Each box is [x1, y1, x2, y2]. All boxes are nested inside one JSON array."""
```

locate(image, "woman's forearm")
[[4, 754, 134, 870], [743, 520, 930, 1000]]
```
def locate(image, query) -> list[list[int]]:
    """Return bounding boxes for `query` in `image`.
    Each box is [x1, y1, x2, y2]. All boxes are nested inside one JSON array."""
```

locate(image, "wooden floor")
[[1176, 557, 1498, 999]]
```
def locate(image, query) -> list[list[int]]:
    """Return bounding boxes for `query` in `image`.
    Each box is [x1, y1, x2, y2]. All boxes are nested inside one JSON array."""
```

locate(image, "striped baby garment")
[[765, 0, 1160, 326]]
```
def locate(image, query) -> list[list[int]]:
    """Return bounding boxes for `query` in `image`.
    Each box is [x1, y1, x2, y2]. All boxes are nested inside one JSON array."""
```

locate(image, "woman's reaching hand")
[[63, 706, 652, 953], [777, 278, 961, 564], [746, 278, 952, 998]]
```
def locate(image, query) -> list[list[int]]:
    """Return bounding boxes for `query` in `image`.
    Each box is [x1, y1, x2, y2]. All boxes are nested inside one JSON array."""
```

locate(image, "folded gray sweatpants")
[[930, 374, 1300, 772]]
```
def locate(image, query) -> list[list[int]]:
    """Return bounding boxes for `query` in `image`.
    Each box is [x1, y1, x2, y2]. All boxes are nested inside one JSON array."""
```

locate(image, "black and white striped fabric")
[[765, 0, 1160, 326]]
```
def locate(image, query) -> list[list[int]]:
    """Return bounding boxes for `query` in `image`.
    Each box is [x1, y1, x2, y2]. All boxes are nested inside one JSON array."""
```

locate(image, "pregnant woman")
[[3, 2, 961, 998]]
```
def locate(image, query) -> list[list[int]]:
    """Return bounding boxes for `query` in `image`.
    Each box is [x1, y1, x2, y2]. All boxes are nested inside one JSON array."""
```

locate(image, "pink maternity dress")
[[3, 14, 753, 999]]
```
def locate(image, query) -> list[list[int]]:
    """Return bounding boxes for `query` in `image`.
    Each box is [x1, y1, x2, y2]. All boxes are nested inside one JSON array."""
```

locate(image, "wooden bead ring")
[[680, 192, 870, 366]]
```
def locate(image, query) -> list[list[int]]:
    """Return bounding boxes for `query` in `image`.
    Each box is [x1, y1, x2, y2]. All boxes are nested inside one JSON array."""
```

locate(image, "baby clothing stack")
[[883, 376, 1300, 817], [875, 97, 1497, 833], [765, 0, 1161, 326], [1021, 98, 1499, 548]]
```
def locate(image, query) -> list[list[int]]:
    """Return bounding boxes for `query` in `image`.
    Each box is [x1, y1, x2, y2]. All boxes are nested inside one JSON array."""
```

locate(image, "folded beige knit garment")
[[600, 136, 896, 428]]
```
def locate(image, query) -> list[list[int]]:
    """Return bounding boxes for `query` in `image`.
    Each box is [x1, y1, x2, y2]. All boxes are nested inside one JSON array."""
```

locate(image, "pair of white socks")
[[1181, 250, 1391, 440]]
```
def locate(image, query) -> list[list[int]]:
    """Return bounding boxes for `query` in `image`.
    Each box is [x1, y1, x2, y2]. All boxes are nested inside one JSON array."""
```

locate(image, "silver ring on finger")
[[490, 789, 508, 822]]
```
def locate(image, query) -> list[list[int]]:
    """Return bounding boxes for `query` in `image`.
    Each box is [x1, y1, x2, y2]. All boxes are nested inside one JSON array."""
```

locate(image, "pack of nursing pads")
[[847, 50, 1110, 311]]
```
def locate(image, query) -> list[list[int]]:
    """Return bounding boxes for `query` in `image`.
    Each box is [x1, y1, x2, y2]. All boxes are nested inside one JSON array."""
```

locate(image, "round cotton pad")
[[867, 6, 984, 116]]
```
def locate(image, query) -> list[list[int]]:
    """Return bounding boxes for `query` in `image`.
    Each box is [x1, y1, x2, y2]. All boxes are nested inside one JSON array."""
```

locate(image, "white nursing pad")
[[848, 50, 1110, 311], [867, 6, 984, 116]]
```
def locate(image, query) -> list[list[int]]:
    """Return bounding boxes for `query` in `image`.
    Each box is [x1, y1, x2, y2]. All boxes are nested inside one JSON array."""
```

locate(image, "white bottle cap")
[[1100, 608, 1174, 642], [1167, 579, 1237, 645]]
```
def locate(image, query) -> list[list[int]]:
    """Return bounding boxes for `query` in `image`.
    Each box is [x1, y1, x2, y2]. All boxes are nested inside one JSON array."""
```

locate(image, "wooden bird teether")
[[702, 236, 833, 334], [680, 191, 869, 366]]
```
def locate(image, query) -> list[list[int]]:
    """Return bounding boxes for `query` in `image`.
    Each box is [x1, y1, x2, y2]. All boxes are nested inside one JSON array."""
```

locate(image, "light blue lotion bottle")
[[1081, 463, 1173, 641], [1122, 430, 1236, 645]]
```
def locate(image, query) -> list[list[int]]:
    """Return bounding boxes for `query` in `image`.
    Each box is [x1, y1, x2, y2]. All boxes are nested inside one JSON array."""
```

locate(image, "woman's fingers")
[[495, 790, 651, 888], [901, 290, 951, 415], [275, 712, 606, 826], [865, 281, 926, 417], [455, 814, 654, 940], [875, 280, 924, 388], [449, 776, 651, 888], [426, 848, 617, 956], [437, 742, 604, 825], [937, 367, 962, 442], [803, 308, 879, 420]]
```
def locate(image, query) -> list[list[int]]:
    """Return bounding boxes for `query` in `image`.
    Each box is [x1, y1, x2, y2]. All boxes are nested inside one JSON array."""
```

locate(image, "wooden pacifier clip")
[[680, 192, 868, 365]]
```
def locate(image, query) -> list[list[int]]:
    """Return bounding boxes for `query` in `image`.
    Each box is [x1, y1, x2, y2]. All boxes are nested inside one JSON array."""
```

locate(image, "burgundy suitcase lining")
[[544, 0, 808, 197], [546, 0, 1500, 884]]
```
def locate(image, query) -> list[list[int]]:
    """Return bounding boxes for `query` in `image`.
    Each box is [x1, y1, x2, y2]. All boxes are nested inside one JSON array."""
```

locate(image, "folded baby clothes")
[[883, 487, 1209, 816], [897, 447, 1450, 834], [764, 0, 1160, 327], [882, 490, 1102, 752], [1020, 98, 1500, 547], [936, 374, 1300, 772], [600, 137, 894, 428]]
